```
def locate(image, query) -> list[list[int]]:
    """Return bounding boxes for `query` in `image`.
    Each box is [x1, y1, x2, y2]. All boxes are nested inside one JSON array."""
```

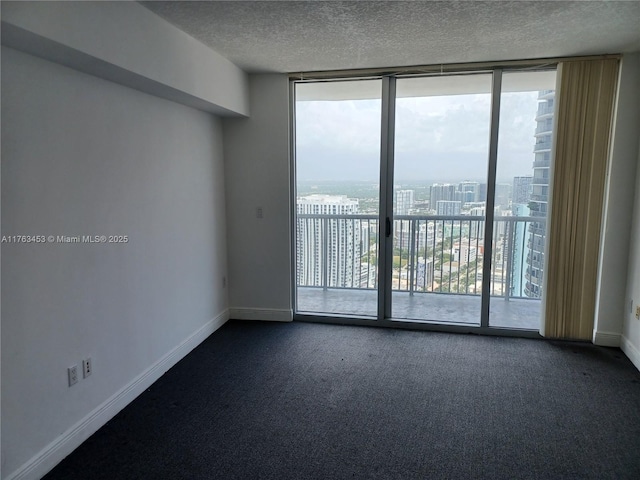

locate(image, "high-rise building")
[[510, 203, 532, 297], [478, 183, 488, 203], [395, 189, 415, 215], [468, 203, 507, 239], [495, 183, 512, 210], [429, 183, 457, 210], [469, 205, 486, 240], [296, 194, 361, 288], [525, 90, 554, 298], [436, 200, 461, 216], [512, 176, 533, 205], [451, 244, 478, 264], [457, 181, 480, 204], [415, 257, 435, 291]]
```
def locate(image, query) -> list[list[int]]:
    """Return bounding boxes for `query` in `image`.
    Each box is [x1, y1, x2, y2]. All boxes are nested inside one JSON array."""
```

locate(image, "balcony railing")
[[535, 123, 553, 135], [296, 214, 546, 301], [533, 158, 550, 168], [533, 140, 552, 152], [530, 176, 549, 186], [530, 193, 548, 202], [536, 103, 554, 117]]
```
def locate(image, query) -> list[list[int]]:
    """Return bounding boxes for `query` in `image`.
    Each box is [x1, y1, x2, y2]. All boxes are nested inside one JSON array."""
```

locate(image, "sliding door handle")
[[385, 217, 391, 237]]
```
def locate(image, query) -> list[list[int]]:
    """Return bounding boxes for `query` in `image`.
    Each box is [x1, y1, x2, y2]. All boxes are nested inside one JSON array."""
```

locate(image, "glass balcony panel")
[[490, 70, 555, 329], [295, 79, 381, 318], [390, 74, 493, 325]]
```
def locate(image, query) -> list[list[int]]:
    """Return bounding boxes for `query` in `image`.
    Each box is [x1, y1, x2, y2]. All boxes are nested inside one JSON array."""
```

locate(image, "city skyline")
[[297, 178, 523, 215], [295, 76, 555, 317]]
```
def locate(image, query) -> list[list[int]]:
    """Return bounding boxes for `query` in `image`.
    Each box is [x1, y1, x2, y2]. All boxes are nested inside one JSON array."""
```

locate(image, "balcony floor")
[[297, 287, 541, 330]]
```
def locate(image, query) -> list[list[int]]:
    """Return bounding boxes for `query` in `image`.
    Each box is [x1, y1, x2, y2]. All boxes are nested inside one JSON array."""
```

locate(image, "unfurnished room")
[[2, 1, 640, 479]]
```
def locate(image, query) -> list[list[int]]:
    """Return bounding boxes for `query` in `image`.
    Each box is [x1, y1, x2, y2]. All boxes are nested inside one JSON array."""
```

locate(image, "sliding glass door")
[[294, 80, 382, 317], [489, 71, 556, 329], [391, 74, 492, 325], [293, 68, 555, 330]]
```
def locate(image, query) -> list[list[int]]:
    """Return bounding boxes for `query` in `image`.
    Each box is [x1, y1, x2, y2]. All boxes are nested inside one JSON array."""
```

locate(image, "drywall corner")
[[223, 74, 292, 316], [593, 53, 640, 340]]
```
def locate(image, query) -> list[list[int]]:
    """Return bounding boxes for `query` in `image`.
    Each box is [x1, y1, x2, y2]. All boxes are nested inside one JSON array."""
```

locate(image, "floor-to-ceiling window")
[[391, 74, 492, 326], [293, 66, 556, 332], [489, 71, 556, 329], [295, 79, 382, 318]]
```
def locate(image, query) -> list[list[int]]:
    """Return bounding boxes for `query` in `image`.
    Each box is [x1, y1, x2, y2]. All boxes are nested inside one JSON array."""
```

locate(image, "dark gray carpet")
[[44, 320, 640, 479]]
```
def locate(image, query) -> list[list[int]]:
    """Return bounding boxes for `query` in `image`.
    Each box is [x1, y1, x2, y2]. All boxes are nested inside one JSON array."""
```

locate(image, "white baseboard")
[[229, 307, 292, 322], [621, 335, 640, 372], [6, 310, 229, 480], [592, 330, 622, 347]]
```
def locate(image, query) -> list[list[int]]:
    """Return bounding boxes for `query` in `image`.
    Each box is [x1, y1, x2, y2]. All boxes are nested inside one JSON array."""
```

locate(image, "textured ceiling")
[[141, 1, 640, 73]]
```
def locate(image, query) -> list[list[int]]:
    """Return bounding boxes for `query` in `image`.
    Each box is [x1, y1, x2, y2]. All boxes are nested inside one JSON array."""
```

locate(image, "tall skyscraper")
[[525, 90, 554, 298], [436, 200, 461, 216], [469, 205, 486, 240], [297, 195, 361, 288], [457, 181, 480, 204], [394, 189, 422, 254], [429, 183, 457, 210], [478, 183, 488, 203], [395, 189, 415, 215], [511, 203, 532, 297], [512, 176, 533, 205], [495, 183, 512, 210], [415, 257, 435, 291]]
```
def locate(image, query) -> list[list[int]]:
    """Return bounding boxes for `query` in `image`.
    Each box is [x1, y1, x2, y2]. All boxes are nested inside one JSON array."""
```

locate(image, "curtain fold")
[[542, 58, 619, 340]]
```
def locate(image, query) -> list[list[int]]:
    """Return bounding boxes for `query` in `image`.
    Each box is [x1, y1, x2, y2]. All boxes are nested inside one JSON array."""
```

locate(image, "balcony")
[[533, 140, 552, 152], [530, 176, 549, 186], [528, 223, 547, 236], [296, 214, 546, 330], [535, 123, 553, 135], [536, 103, 554, 117], [533, 158, 550, 168]]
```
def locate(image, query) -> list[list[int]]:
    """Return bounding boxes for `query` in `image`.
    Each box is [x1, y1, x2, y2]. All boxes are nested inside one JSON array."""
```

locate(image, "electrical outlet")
[[256, 207, 263, 219], [83, 357, 92, 378], [68, 365, 78, 386], [636, 305, 640, 320]]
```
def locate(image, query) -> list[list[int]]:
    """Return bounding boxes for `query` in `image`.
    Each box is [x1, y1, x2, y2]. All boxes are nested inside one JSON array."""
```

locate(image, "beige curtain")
[[542, 58, 619, 340]]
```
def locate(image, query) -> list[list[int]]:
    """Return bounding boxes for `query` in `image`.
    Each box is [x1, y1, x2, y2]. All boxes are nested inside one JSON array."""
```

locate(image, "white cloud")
[[296, 87, 543, 183]]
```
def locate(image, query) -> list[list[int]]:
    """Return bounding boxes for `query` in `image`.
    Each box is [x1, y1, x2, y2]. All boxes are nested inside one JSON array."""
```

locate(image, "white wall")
[[223, 75, 292, 321], [622, 136, 640, 370], [1, 47, 229, 479], [1, 1, 249, 116], [593, 53, 640, 347]]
